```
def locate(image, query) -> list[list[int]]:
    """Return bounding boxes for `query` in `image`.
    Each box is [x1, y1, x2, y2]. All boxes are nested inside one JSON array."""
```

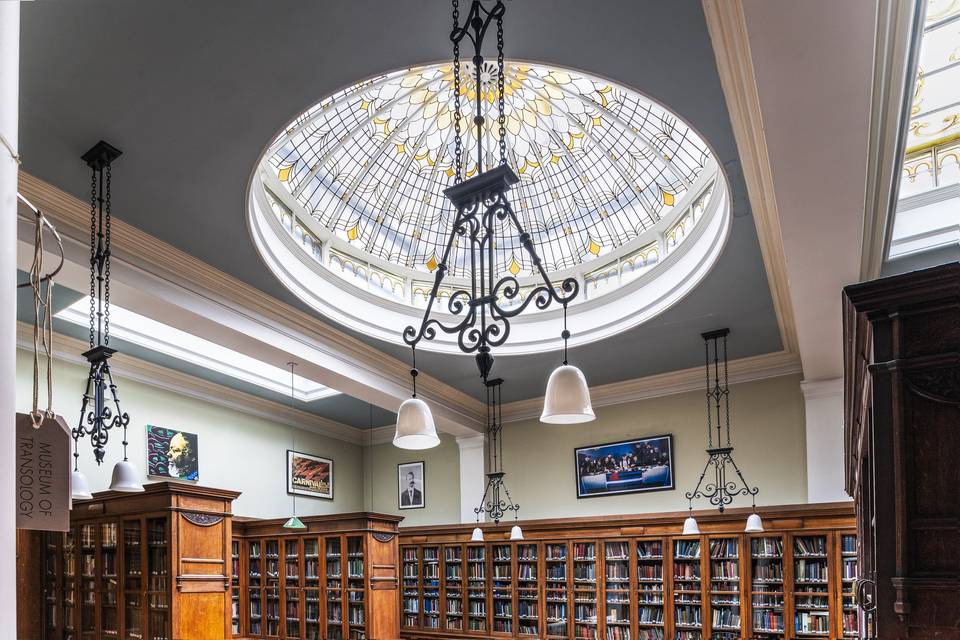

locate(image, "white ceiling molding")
[[16, 171, 487, 436], [701, 0, 800, 356], [15, 322, 366, 445], [859, 0, 925, 280], [500, 349, 802, 423]]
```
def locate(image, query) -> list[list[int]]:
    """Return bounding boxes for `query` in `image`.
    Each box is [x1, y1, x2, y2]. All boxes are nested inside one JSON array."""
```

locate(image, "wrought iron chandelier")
[[72, 140, 143, 496], [391, 0, 596, 532], [683, 329, 762, 533]]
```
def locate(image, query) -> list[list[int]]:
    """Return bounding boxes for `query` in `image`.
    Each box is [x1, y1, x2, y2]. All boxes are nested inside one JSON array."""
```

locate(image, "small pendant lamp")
[[745, 512, 764, 533], [71, 469, 93, 501], [471, 527, 484, 542], [682, 512, 701, 535], [283, 363, 307, 530], [510, 524, 524, 541], [393, 350, 440, 449], [541, 315, 595, 424]]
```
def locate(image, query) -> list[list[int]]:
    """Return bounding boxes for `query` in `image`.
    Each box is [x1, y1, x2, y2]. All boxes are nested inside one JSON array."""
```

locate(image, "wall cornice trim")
[[501, 349, 802, 423], [16, 171, 487, 433], [16, 322, 367, 445], [701, 0, 800, 357]]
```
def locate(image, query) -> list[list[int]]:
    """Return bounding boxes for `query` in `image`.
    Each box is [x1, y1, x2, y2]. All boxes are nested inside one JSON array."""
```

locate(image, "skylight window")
[[891, 1, 960, 260], [56, 299, 339, 402], [248, 61, 731, 354]]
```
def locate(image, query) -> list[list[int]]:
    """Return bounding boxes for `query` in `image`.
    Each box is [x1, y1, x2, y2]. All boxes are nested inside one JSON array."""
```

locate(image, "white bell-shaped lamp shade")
[[393, 398, 440, 449], [682, 515, 701, 535], [509, 525, 524, 541], [71, 470, 93, 501], [471, 527, 484, 542], [109, 460, 145, 492], [540, 364, 595, 424], [745, 512, 764, 533]]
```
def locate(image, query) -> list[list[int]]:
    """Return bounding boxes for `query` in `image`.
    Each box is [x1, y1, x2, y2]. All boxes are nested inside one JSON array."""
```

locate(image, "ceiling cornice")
[[500, 349, 802, 423], [859, 0, 925, 280], [17, 170, 488, 432], [701, 0, 800, 356], [15, 321, 367, 445]]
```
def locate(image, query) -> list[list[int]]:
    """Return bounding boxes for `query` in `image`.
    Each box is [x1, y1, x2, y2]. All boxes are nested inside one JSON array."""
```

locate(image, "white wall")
[[14, 349, 364, 518]]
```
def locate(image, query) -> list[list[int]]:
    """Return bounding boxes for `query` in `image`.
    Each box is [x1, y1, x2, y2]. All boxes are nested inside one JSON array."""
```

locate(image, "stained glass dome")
[[248, 61, 731, 354]]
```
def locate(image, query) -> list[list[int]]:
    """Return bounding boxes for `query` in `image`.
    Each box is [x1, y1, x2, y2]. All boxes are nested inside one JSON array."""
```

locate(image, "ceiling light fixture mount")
[[683, 329, 761, 533], [394, 0, 595, 456]]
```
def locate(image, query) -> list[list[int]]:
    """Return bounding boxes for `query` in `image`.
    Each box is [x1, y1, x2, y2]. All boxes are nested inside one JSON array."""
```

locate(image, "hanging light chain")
[[88, 169, 97, 349], [452, 0, 463, 184], [104, 161, 112, 345], [496, 10, 506, 167]]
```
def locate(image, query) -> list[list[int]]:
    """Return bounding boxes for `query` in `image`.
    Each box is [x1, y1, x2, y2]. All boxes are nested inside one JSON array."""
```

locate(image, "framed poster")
[[287, 450, 333, 500], [147, 425, 199, 481], [574, 434, 674, 498], [397, 461, 425, 509]]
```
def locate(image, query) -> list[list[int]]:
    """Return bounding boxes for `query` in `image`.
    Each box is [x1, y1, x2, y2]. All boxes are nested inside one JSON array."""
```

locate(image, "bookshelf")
[[40, 482, 239, 640], [397, 504, 855, 640], [233, 512, 401, 640]]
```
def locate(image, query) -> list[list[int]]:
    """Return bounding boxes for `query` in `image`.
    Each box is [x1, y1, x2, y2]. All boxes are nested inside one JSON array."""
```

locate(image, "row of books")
[[794, 536, 827, 556], [573, 544, 597, 561], [752, 537, 784, 557], [709, 539, 738, 559], [674, 541, 700, 559], [637, 541, 663, 559], [753, 609, 784, 631], [710, 559, 739, 579], [752, 561, 783, 581], [795, 559, 829, 582], [605, 562, 629, 580], [711, 607, 740, 629], [605, 542, 629, 559]]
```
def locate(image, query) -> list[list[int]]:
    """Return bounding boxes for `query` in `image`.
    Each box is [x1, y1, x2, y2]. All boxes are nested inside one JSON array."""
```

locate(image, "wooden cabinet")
[[843, 262, 960, 640], [233, 512, 402, 640], [398, 504, 854, 640], [40, 482, 239, 640]]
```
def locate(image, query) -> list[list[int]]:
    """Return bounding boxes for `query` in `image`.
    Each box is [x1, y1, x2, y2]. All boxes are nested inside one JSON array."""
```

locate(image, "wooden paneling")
[[843, 262, 960, 640]]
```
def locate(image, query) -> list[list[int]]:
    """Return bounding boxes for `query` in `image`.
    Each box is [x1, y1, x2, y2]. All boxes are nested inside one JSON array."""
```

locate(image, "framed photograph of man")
[[146, 425, 199, 481], [397, 461, 425, 509], [574, 434, 674, 498], [287, 450, 334, 500]]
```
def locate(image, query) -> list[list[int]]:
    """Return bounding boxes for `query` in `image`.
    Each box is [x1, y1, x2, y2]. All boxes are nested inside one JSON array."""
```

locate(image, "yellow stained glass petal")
[[278, 166, 292, 182], [508, 256, 521, 276], [587, 238, 601, 256], [661, 189, 675, 206], [426, 255, 438, 272], [347, 225, 359, 241]]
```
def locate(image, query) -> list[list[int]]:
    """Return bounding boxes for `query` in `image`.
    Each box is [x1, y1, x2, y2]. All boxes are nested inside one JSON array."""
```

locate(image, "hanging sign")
[[15, 412, 72, 531]]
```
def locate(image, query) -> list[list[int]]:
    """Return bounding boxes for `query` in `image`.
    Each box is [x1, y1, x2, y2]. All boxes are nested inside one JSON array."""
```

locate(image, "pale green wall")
[[18, 343, 807, 524], [498, 375, 807, 518], [365, 433, 461, 526], [15, 349, 364, 519]]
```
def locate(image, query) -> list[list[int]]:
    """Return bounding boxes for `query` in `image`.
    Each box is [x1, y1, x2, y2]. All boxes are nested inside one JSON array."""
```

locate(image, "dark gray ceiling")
[[15, 274, 397, 429], [19, 0, 781, 405]]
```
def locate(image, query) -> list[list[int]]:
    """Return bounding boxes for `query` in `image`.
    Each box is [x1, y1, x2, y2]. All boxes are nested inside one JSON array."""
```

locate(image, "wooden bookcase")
[[397, 504, 855, 640], [232, 512, 402, 640], [39, 482, 239, 640], [843, 263, 960, 639]]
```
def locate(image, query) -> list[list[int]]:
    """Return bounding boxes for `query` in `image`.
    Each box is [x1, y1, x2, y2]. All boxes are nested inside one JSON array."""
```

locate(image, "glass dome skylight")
[[248, 61, 731, 354]]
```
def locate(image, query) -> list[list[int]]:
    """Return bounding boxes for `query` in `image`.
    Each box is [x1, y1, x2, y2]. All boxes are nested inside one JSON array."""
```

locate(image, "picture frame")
[[287, 450, 334, 500], [397, 461, 425, 510], [574, 434, 674, 498], [146, 425, 200, 482]]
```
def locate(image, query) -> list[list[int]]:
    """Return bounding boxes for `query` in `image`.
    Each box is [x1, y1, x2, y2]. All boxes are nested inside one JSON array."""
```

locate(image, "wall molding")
[[16, 322, 368, 445], [17, 171, 488, 433], [859, 0, 924, 280], [501, 349, 802, 423], [701, 0, 800, 356]]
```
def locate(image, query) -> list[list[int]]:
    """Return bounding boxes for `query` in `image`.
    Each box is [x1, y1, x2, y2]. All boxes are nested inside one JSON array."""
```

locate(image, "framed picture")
[[147, 425, 199, 481], [397, 461, 425, 510], [287, 450, 334, 500], [574, 434, 674, 498]]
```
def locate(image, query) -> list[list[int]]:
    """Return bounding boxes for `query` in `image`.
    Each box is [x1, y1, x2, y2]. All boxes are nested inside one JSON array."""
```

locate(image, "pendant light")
[[73, 141, 143, 493], [471, 527, 484, 542], [683, 329, 760, 533], [509, 525, 524, 541], [541, 312, 595, 423], [71, 469, 93, 501], [393, 349, 440, 450], [283, 362, 307, 530]]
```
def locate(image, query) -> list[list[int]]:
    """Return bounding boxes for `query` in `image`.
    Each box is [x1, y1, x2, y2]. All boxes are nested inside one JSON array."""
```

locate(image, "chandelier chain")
[[104, 162, 112, 345], [496, 12, 506, 167], [452, 0, 463, 184], [88, 170, 96, 348]]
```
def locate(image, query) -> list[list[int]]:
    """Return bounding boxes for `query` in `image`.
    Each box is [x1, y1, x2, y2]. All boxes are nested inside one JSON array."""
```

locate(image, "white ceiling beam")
[[16, 171, 487, 436]]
